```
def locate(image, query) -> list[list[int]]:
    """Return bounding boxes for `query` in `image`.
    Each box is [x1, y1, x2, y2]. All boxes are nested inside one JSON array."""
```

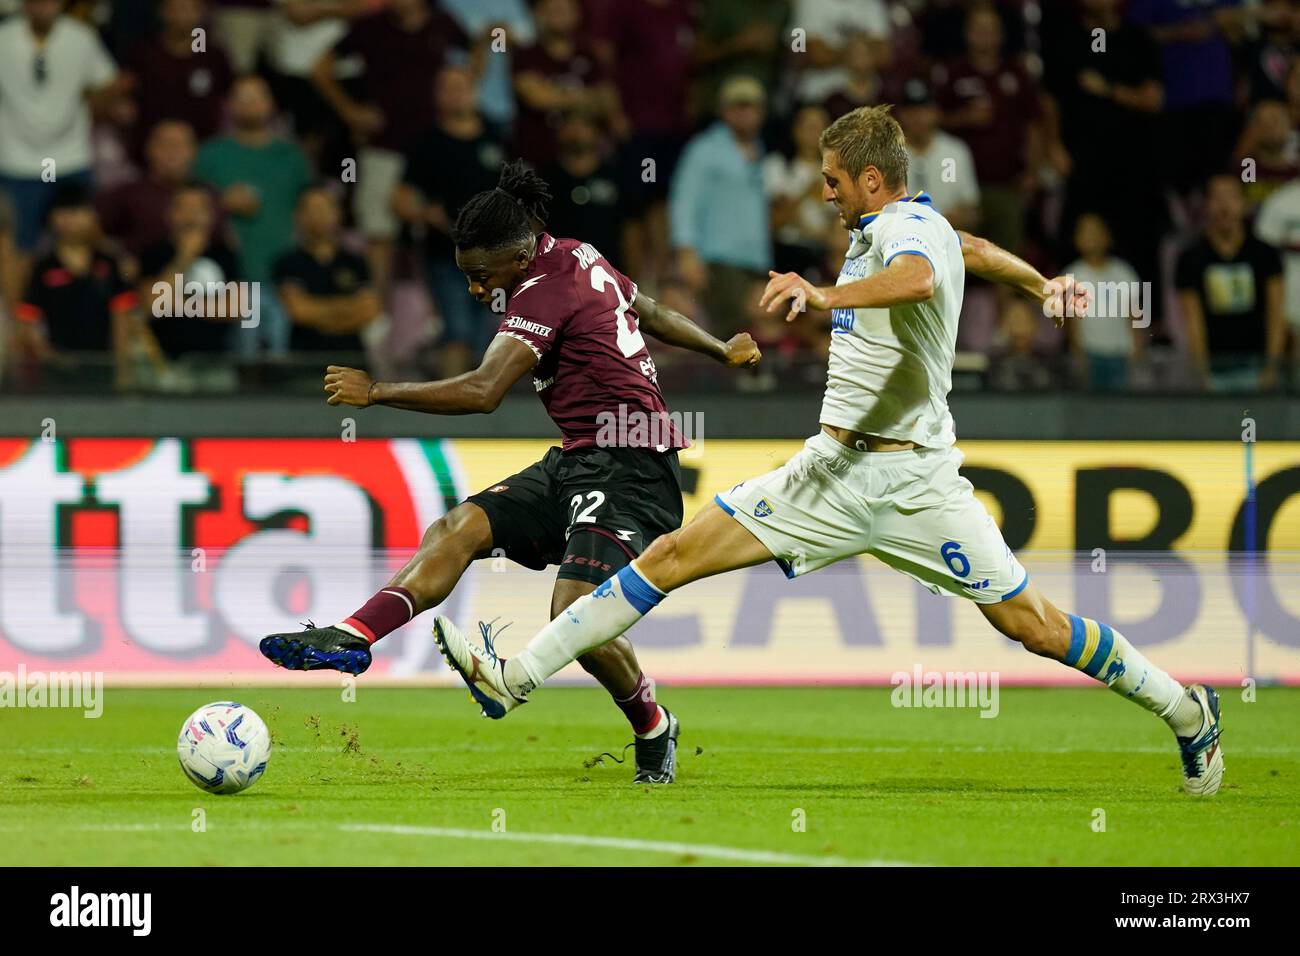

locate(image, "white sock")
[[1063, 614, 1200, 735], [503, 564, 666, 698], [635, 706, 668, 740]]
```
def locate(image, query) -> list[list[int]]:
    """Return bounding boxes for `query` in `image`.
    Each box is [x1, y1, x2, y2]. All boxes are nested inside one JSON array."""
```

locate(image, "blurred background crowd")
[[0, 0, 1296, 396]]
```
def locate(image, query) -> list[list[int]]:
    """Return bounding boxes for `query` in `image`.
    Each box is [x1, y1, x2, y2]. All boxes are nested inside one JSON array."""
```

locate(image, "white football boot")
[[1176, 684, 1224, 796], [434, 616, 527, 719]]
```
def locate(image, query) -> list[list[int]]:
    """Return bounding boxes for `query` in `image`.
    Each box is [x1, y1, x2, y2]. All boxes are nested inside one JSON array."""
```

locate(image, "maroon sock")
[[341, 586, 416, 644], [614, 673, 662, 734]]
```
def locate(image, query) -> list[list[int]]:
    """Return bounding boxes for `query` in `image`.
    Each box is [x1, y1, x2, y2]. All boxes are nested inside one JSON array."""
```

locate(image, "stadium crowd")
[[0, 0, 1295, 394]]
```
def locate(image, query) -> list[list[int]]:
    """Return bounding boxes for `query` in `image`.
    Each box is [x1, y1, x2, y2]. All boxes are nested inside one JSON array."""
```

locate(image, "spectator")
[[988, 298, 1055, 392], [137, 182, 244, 380], [193, 74, 311, 354], [821, 31, 885, 120], [0, 0, 124, 290], [1232, 99, 1299, 213], [790, 0, 890, 105], [1253, 176, 1300, 384], [764, 103, 840, 277], [97, 120, 201, 260], [933, 4, 1052, 254], [123, 0, 233, 158], [1241, 0, 1299, 103], [394, 63, 505, 376], [689, 0, 787, 121], [591, 0, 693, 285], [897, 80, 980, 233], [539, 110, 623, 264], [442, 0, 535, 134], [312, 0, 474, 295], [1045, 0, 1165, 288], [264, 2, 367, 169], [273, 186, 380, 355], [1062, 213, 1145, 391], [213, 0, 276, 74], [918, 0, 1027, 64], [1128, 0, 1240, 195], [12, 184, 144, 389], [1176, 176, 1286, 391], [512, 0, 618, 166], [670, 75, 771, 338]]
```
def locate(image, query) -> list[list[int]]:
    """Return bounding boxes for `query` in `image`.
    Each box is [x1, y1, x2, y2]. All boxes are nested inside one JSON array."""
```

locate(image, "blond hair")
[[818, 105, 909, 189]]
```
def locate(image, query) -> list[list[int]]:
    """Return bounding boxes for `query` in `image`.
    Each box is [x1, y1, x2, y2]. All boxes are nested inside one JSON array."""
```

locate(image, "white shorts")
[[354, 147, 406, 240], [714, 431, 1028, 604]]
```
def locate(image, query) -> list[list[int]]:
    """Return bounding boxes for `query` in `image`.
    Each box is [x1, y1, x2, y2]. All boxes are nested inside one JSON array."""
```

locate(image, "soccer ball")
[[177, 702, 271, 795]]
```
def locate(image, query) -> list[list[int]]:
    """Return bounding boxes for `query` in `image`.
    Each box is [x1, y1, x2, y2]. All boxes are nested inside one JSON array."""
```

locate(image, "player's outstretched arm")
[[633, 291, 760, 368], [957, 231, 1091, 322], [760, 255, 935, 322], [324, 335, 538, 414]]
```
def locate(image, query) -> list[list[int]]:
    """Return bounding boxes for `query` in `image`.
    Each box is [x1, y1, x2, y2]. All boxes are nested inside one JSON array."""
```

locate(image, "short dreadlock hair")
[[452, 160, 552, 252]]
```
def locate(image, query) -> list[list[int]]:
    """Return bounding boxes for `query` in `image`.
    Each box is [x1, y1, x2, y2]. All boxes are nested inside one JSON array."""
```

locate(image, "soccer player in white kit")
[[436, 106, 1225, 796]]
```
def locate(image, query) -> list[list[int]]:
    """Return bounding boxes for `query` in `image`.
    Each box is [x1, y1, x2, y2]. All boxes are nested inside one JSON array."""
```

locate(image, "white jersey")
[[818, 193, 965, 448]]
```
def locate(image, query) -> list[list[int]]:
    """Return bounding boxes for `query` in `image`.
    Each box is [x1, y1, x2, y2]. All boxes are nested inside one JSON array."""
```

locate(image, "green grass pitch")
[[2, 687, 1297, 866]]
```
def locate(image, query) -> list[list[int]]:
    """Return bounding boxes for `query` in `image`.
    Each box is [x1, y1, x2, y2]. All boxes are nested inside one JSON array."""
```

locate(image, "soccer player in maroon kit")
[[260, 162, 759, 783]]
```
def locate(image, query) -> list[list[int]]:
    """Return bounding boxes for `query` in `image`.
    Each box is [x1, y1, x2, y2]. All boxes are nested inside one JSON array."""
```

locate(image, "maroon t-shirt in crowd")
[[95, 177, 179, 256], [333, 10, 470, 152], [591, 0, 693, 136], [933, 56, 1042, 186], [511, 39, 608, 164], [497, 233, 687, 453], [127, 38, 234, 147]]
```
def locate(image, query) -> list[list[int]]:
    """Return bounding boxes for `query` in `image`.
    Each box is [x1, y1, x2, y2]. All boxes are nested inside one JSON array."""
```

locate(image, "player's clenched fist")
[[759, 270, 830, 323], [723, 332, 761, 368], [324, 365, 374, 407], [1041, 274, 1093, 327]]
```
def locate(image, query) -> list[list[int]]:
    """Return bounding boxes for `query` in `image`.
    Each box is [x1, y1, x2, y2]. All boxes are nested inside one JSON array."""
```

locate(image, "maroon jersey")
[[497, 233, 688, 453]]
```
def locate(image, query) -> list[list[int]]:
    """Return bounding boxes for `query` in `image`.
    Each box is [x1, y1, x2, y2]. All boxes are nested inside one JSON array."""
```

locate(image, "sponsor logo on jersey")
[[753, 499, 774, 518], [505, 315, 553, 338], [839, 257, 870, 279], [831, 308, 855, 333], [533, 375, 554, 392], [489, 485, 509, 493]]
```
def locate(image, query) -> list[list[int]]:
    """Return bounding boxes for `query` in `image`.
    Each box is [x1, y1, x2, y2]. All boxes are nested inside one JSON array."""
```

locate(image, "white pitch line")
[[339, 823, 914, 867], [0, 821, 919, 867]]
